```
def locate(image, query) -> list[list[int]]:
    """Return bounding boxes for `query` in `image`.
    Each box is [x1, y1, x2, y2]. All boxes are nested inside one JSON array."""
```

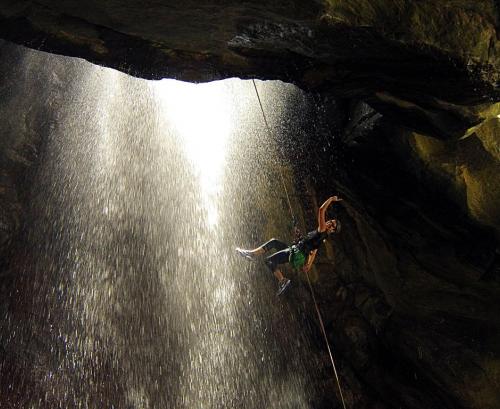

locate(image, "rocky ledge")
[[0, 0, 498, 138]]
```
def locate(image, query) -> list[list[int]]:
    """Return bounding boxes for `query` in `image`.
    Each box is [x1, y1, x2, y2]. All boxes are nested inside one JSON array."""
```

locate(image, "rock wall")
[[0, 1, 498, 139], [288, 97, 500, 408], [0, 43, 47, 259]]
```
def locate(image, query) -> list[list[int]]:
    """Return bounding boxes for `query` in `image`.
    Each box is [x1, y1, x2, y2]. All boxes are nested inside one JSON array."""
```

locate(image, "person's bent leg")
[[266, 249, 292, 287], [265, 249, 292, 295], [261, 238, 288, 252], [265, 248, 290, 274], [273, 268, 286, 282], [237, 238, 288, 258]]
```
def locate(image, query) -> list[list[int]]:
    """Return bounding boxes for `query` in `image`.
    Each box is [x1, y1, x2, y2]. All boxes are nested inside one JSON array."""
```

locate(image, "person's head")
[[326, 219, 341, 234]]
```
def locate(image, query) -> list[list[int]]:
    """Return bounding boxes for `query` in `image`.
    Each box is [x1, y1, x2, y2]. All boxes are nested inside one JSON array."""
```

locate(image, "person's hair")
[[334, 219, 341, 233]]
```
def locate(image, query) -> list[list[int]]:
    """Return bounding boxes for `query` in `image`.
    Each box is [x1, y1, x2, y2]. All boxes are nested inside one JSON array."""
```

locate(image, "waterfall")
[[0, 44, 325, 408]]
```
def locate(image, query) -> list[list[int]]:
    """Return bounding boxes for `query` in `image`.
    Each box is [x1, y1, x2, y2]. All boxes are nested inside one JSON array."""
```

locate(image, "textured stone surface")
[[0, 44, 45, 251], [283, 95, 500, 408], [0, 0, 498, 139]]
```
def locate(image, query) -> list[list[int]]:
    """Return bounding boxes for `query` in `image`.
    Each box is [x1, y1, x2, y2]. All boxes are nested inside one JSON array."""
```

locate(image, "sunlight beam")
[[154, 79, 233, 227]]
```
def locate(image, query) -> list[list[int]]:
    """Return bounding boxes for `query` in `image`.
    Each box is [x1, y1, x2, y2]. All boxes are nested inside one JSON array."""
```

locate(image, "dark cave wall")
[[0, 0, 498, 141], [274, 95, 500, 409], [0, 44, 46, 253], [227, 89, 500, 408]]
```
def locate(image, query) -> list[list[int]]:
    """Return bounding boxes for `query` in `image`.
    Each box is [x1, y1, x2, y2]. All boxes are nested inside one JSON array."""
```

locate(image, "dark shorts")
[[261, 238, 291, 272]]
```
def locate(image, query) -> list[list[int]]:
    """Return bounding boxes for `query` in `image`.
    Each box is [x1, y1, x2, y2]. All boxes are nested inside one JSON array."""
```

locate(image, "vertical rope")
[[251, 79, 295, 223], [251, 78, 348, 409], [305, 271, 348, 409]]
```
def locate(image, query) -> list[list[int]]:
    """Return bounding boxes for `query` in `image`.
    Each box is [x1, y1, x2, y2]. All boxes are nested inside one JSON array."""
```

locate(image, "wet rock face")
[[284, 96, 500, 409], [0, 1, 498, 138], [0, 45, 47, 252]]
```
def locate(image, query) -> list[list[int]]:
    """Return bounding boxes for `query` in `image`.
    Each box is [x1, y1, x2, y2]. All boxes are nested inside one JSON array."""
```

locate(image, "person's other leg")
[[265, 248, 290, 282], [265, 249, 292, 295]]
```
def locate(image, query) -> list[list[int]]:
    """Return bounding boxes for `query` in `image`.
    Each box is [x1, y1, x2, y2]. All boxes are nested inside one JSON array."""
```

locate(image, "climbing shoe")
[[236, 247, 254, 261], [276, 278, 291, 296]]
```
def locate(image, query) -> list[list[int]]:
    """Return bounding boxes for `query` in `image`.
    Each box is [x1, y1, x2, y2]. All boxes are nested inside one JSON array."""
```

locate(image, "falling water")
[[0, 45, 326, 408]]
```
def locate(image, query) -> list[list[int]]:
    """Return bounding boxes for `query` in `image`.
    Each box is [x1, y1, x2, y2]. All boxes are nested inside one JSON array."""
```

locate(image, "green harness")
[[289, 245, 307, 271]]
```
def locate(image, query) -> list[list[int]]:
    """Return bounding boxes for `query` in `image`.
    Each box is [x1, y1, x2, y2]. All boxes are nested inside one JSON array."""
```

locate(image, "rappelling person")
[[236, 196, 342, 295]]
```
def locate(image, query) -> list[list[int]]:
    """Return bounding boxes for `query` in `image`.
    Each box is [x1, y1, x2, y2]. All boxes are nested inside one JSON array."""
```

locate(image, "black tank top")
[[298, 229, 328, 253]]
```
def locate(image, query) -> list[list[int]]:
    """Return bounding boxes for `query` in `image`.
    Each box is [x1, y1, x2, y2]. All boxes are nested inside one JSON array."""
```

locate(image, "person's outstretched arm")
[[317, 196, 342, 231]]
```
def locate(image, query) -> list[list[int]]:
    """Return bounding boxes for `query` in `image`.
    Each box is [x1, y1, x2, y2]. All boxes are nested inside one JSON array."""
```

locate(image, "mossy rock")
[[323, 0, 499, 69]]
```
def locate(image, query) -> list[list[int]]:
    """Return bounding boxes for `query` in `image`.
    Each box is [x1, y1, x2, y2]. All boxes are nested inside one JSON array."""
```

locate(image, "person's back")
[[298, 229, 329, 253]]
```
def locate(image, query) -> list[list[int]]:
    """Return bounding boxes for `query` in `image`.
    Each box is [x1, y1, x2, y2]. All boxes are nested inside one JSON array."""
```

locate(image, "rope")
[[305, 271, 348, 409], [251, 79, 348, 409], [251, 79, 295, 224]]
